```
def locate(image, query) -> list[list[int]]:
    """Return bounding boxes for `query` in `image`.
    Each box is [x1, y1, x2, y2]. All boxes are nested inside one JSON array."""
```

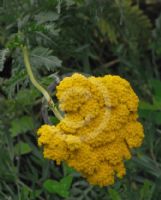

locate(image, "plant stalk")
[[22, 45, 63, 121]]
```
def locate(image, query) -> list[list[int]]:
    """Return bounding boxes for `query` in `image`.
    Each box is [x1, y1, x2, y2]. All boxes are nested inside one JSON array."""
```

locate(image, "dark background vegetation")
[[1, 0, 161, 199]]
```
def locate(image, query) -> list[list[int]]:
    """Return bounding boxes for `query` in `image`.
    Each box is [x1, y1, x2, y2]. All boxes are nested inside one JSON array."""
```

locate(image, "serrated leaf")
[[98, 18, 118, 44], [14, 142, 32, 155], [44, 24, 60, 36], [30, 47, 62, 71], [18, 14, 30, 29], [43, 176, 73, 198], [35, 11, 59, 24], [10, 116, 34, 137], [15, 88, 40, 107]]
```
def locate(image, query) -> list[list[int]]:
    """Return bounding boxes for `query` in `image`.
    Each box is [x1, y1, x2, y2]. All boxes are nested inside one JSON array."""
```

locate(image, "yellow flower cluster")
[[37, 73, 144, 186]]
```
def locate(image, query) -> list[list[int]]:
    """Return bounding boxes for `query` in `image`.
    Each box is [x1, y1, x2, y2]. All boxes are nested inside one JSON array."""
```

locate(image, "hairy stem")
[[22, 45, 63, 121]]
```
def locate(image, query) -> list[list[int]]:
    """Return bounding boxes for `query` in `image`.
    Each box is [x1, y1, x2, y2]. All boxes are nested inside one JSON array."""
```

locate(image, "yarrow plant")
[[22, 46, 144, 187]]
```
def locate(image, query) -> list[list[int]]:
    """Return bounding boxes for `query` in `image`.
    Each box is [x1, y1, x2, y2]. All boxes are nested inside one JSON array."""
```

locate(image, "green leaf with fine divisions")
[[15, 88, 40, 107], [43, 176, 73, 198], [30, 47, 62, 71], [14, 142, 32, 155], [35, 11, 59, 24], [98, 18, 118, 44], [10, 116, 34, 137]]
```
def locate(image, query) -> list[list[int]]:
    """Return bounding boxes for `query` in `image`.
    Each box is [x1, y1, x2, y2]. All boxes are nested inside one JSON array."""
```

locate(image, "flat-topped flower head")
[[37, 73, 144, 186]]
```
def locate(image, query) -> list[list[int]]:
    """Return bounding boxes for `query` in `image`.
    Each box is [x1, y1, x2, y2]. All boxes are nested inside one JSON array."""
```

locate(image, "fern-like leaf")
[[34, 11, 59, 24], [30, 47, 62, 71], [97, 0, 151, 44]]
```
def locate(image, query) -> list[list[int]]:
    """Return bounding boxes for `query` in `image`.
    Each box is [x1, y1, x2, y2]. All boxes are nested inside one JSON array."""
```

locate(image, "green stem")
[[22, 45, 63, 121]]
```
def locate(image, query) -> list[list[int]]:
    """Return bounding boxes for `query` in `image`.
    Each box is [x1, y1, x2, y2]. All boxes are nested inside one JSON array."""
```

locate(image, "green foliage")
[[1, 0, 161, 199], [139, 180, 155, 200], [0, 48, 9, 71], [43, 176, 73, 198], [30, 47, 62, 71], [14, 141, 32, 155], [108, 188, 122, 200], [10, 116, 34, 137]]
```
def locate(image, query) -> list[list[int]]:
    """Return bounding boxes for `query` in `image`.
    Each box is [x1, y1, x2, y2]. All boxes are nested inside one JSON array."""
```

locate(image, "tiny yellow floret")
[[37, 73, 144, 186]]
